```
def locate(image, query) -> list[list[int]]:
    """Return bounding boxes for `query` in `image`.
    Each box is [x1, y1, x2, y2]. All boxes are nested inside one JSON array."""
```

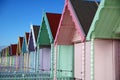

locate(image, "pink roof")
[[54, 0, 85, 45]]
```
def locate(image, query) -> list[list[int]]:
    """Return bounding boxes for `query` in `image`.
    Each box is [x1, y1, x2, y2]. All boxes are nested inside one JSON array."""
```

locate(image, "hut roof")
[[28, 25, 40, 51], [22, 32, 29, 53], [37, 12, 61, 45], [11, 44, 17, 56], [55, 0, 98, 45], [87, 0, 120, 40]]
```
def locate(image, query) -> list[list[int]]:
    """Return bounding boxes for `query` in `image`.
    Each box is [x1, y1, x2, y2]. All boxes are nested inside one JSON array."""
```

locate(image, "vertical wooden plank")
[[26, 53, 29, 71], [24, 54, 26, 71], [42, 47, 51, 71], [85, 41, 91, 80], [30, 52, 35, 72], [114, 40, 120, 80], [51, 44, 54, 78], [91, 39, 94, 80], [54, 45, 57, 80], [94, 39, 114, 80], [39, 48, 43, 71], [58, 45, 74, 77], [74, 43, 82, 79]]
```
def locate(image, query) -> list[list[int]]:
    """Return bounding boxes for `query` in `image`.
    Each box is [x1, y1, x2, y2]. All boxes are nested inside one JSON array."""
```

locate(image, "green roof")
[[37, 17, 51, 45], [86, 0, 120, 40], [37, 12, 61, 46]]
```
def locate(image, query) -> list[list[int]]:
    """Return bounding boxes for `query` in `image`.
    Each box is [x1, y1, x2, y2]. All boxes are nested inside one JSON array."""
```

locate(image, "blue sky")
[[0, 0, 64, 46]]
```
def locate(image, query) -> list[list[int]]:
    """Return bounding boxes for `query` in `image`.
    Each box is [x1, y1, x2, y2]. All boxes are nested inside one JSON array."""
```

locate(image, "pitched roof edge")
[[68, 0, 85, 41], [86, 0, 105, 40], [37, 12, 45, 45], [54, 0, 67, 45], [45, 12, 54, 43], [54, 0, 86, 45], [31, 25, 37, 48]]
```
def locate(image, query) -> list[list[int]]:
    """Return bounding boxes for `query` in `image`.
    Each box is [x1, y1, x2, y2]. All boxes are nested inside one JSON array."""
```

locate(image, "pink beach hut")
[[54, 0, 98, 79]]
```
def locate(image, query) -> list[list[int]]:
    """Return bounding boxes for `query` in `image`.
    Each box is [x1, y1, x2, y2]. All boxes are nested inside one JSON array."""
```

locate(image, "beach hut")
[[9, 45, 12, 67], [2, 48, 6, 66], [10, 44, 17, 71], [54, 0, 98, 79], [22, 32, 29, 71], [5, 46, 10, 66], [7, 46, 10, 66], [1, 49, 3, 65], [1, 48, 6, 65], [86, 0, 120, 80], [0, 50, 2, 64], [4, 47, 8, 66], [37, 12, 61, 78], [28, 25, 40, 72], [16, 37, 23, 71]]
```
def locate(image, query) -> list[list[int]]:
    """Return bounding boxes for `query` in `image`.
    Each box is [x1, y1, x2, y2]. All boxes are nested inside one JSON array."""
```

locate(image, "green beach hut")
[[37, 12, 61, 78], [86, 0, 120, 80]]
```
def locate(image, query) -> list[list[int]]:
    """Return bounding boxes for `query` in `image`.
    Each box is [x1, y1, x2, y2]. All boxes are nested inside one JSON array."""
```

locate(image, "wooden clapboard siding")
[[39, 47, 51, 72], [57, 45, 74, 77], [29, 51, 35, 72], [24, 53, 27, 70], [85, 41, 91, 80], [94, 39, 115, 80], [74, 43, 86, 79], [114, 40, 120, 80]]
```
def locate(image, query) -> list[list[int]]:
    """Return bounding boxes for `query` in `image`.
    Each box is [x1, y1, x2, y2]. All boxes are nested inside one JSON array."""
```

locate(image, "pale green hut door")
[[57, 45, 74, 77]]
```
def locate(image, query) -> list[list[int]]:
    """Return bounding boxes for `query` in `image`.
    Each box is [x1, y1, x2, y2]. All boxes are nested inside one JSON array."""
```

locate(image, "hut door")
[[30, 52, 35, 72], [58, 45, 74, 77], [40, 47, 51, 72], [74, 43, 85, 80], [85, 42, 91, 80]]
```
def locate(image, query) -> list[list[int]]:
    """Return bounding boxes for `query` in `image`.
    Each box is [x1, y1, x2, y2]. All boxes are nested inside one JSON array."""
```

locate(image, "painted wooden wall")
[[9, 56, 12, 66], [29, 51, 35, 72], [14, 56, 16, 68], [94, 39, 116, 80], [57, 45, 74, 77], [85, 42, 91, 80], [26, 53, 29, 71], [24, 53, 27, 71], [74, 43, 84, 79], [16, 56, 21, 70], [39, 47, 51, 72], [3, 57, 6, 65], [114, 40, 120, 80]]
